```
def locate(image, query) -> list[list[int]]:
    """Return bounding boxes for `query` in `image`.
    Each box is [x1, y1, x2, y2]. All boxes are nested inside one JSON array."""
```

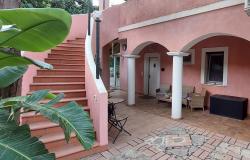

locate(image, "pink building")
[[100, 0, 250, 119]]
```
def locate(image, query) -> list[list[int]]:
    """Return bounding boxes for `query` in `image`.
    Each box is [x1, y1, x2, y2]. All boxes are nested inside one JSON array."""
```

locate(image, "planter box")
[[210, 95, 248, 120]]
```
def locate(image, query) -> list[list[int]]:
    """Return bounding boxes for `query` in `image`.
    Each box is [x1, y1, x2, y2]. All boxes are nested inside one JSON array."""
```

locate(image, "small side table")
[[108, 98, 125, 106]]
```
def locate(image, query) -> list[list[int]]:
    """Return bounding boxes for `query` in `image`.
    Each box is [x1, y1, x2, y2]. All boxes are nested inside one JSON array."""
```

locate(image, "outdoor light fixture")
[[122, 43, 127, 51], [92, 11, 103, 79], [92, 11, 103, 21]]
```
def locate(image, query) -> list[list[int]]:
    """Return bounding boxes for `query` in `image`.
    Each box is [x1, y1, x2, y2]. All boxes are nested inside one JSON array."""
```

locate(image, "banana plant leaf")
[[0, 8, 71, 52], [0, 109, 55, 160], [0, 66, 28, 88], [22, 90, 95, 150], [0, 51, 53, 69]]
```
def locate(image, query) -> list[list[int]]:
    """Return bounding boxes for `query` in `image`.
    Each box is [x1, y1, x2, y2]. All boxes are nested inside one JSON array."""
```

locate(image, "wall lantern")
[[122, 44, 127, 51]]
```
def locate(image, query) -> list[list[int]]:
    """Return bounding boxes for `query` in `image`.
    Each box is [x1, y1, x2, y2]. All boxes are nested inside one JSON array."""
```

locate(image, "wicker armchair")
[[156, 84, 171, 102], [189, 88, 206, 112], [182, 85, 195, 106]]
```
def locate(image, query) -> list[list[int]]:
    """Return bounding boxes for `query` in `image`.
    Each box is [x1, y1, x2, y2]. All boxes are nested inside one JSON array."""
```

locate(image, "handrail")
[[85, 17, 106, 93]]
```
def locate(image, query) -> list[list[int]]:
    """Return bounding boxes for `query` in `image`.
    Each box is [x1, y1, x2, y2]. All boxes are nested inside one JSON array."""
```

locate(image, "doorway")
[[110, 56, 120, 89], [144, 54, 160, 96]]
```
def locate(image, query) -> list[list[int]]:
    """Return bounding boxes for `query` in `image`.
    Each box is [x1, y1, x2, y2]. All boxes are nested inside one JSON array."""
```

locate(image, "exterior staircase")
[[21, 38, 107, 160]]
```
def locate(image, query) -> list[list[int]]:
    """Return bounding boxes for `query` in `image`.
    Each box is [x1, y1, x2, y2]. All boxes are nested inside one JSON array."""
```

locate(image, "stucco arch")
[[130, 41, 168, 55], [180, 33, 250, 52]]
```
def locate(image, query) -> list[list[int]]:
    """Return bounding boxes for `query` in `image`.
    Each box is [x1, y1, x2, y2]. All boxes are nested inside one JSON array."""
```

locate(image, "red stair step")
[[52, 64, 85, 69], [37, 69, 85, 76], [33, 76, 85, 83], [30, 82, 85, 91], [45, 58, 84, 64], [21, 106, 90, 124], [48, 54, 84, 59]]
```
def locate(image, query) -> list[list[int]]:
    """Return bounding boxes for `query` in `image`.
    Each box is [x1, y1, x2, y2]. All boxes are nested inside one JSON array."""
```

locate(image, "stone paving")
[[83, 121, 250, 160]]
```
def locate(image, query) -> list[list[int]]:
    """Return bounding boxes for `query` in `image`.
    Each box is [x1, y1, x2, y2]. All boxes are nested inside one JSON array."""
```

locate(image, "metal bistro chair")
[[108, 102, 131, 143]]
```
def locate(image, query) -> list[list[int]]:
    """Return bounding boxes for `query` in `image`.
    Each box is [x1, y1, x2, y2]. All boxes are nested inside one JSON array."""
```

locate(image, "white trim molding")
[[167, 52, 190, 57], [201, 47, 228, 86], [119, 0, 244, 32], [123, 54, 140, 58], [245, 0, 250, 15]]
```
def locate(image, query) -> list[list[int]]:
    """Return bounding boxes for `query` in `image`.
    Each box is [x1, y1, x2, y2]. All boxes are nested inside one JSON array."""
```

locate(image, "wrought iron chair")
[[108, 102, 131, 143]]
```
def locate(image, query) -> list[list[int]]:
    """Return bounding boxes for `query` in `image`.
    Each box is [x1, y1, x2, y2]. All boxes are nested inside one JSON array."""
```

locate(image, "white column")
[[167, 52, 189, 119], [124, 55, 140, 106]]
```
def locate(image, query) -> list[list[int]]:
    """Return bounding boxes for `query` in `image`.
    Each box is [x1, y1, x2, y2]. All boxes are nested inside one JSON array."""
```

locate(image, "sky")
[[92, 0, 126, 6]]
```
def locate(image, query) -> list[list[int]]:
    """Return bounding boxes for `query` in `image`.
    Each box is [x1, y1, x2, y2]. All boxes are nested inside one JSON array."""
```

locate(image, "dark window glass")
[[184, 55, 192, 64], [206, 52, 224, 83]]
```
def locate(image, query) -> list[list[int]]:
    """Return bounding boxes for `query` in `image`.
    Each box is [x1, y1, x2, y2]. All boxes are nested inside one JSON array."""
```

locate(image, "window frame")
[[184, 49, 195, 65], [201, 47, 228, 86]]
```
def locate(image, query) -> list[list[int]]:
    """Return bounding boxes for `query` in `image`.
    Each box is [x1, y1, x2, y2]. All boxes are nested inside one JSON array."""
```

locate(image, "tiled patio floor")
[[84, 90, 250, 160]]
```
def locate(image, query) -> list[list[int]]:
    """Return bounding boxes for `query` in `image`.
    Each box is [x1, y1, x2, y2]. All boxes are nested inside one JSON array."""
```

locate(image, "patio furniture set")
[[156, 84, 206, 111]]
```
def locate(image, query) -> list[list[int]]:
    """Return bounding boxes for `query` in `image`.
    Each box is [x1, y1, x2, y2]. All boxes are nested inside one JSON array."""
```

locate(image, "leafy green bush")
[[21, 0, 95, 14]]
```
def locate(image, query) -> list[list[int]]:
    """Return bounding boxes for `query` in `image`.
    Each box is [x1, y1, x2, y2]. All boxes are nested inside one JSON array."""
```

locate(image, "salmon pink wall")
[[119, 0, 220, 27], [21, 51, 49, 96], [101, 6, 120, 47], [66, 14, 88, 40], [85, 18, 108, 145]]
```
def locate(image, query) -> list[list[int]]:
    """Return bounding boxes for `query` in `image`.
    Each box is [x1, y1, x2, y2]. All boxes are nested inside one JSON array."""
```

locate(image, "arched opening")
[[133, 42, 169, 97], [180, 34, 250, 115]]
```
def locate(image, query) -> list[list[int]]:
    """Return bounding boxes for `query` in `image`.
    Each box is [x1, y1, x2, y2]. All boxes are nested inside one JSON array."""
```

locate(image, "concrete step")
[[48, 54, 84, 59], [30, 121, 62, 137], [30, 82, 85, 91], [51, 49, 83, 55], [40, 132, 78, 151], [51, 48, 83, 53], [37, 69, 85, 76], [60, 42, 84, 47], [52, 64, 85, 69], [40, 97, 88, 107], [28, 89, 86, 99], [45, 58, 84, 64], [33, 76, 85, 83], [55, 46, 84, 51], [53, 143, 108, 160], [21, 106, 90, 124], [67, 39, 84, 43]]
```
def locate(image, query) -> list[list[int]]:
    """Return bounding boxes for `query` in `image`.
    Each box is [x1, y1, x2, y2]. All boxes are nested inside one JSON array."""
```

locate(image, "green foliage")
[[0, 8, 71, 52], [0, 8, 70, 88], [0, 66, 28, 88], [0, 90, 95, 150], [21, 0, 95, 14], [0, 110, 55, 160]]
